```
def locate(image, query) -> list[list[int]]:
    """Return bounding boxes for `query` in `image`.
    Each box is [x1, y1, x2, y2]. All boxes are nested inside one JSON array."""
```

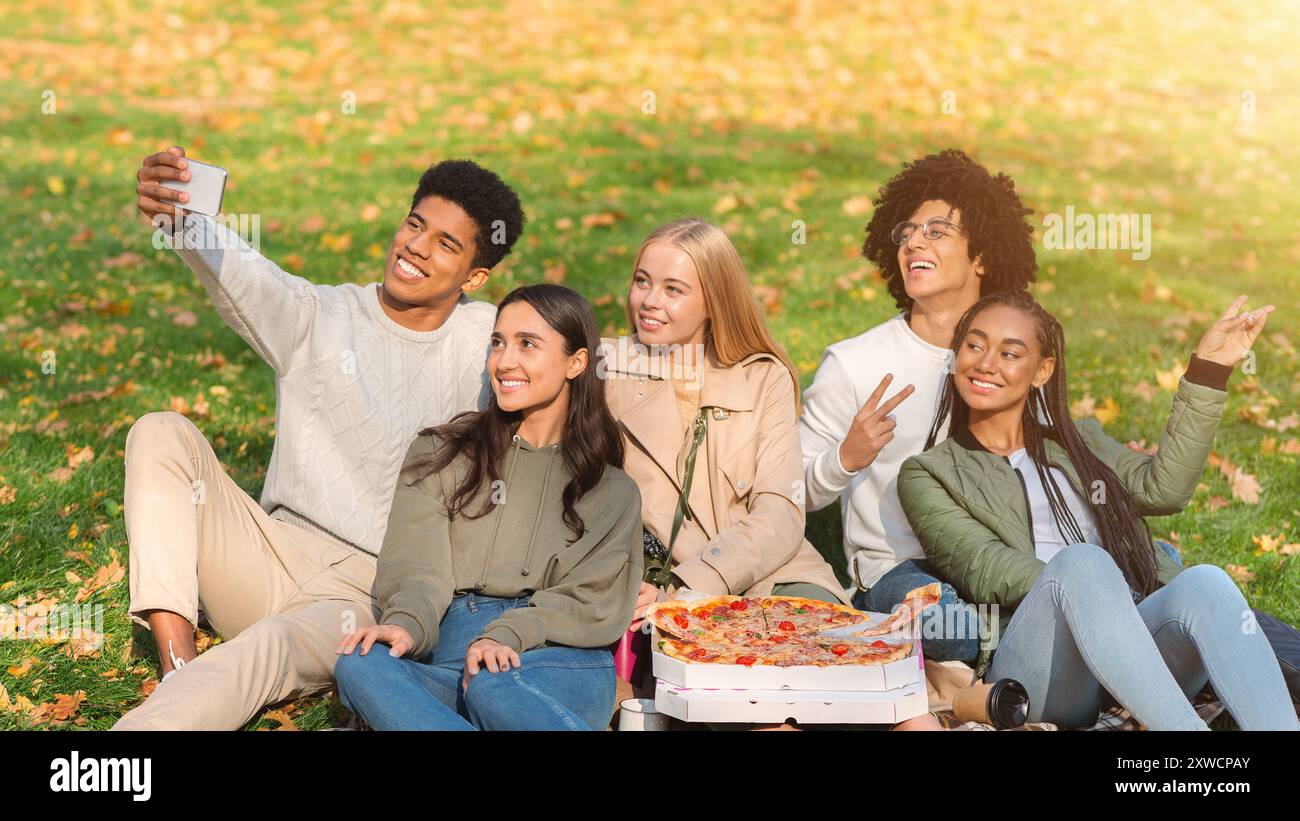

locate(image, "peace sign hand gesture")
[[837, 373, 916, 473]]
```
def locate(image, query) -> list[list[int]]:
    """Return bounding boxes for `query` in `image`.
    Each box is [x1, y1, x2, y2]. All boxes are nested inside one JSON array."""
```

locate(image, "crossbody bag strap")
[[642, 408, 708, 588], [668, 408, 709, 554]]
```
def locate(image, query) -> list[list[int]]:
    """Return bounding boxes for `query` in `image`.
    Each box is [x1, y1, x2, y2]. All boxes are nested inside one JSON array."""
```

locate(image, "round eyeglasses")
[[891, 217, 959, 245]]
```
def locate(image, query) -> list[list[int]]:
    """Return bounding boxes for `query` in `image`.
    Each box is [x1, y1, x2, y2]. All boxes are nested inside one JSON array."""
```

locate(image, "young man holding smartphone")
[[114, 147, 524, 730], [800, 149, 1039, 663]]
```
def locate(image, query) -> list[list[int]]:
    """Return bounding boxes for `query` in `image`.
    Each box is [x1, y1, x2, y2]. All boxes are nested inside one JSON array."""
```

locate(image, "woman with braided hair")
[[898, 290, 1298, 730]]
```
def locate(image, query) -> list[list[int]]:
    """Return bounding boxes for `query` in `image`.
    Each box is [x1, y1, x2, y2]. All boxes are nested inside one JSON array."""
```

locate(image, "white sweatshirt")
[[799, 315, 952, 590], [170, 214, 495, 558]]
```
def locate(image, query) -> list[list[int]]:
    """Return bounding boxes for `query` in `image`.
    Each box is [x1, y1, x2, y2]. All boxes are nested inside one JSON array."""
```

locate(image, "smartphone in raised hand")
[[159, 158, 227, 217]]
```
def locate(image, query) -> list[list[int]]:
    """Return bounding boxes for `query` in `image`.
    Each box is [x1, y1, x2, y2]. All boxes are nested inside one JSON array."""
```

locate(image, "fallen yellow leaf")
[[1155, 362, 1187, 392], [1252, 533, 1283, 554], [1093, 397, 1121, 425]]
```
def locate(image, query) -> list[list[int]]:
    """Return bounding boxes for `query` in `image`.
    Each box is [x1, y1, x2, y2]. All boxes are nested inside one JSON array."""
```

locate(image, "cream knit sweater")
[[171, 214, 495, 558]]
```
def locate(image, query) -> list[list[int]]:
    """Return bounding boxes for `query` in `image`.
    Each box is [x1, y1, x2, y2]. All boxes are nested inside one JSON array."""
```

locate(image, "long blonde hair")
[[627, 217, 802, 413]]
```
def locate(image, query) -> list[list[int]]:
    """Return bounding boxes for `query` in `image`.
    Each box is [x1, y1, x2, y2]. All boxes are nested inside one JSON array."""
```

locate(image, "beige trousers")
[[112, 411, 378, 730]]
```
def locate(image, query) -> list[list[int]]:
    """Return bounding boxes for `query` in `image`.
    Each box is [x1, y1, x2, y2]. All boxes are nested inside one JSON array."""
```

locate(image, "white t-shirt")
[[799, 315, 953, 590], [1006, 448, 1102, 562]]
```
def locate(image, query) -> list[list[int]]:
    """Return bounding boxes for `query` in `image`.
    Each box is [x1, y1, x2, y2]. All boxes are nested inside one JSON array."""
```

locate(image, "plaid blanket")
[[934, 689, 1227, 731]]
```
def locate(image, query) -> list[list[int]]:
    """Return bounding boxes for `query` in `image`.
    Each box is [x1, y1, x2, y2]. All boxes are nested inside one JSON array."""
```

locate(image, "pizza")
[[645, 590, 927, 668], [647, 595, 868, 642], [657, 635, 913, 668], [852, 582, 942, 638]]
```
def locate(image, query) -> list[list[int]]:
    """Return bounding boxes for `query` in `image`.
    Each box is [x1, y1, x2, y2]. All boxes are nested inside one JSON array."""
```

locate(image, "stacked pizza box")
[[650, 596, 929, 725]]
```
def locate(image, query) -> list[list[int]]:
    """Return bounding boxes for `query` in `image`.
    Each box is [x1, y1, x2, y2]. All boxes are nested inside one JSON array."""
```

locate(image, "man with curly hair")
[[800, 149, 1037, 663], [115, 148, 525, 729]]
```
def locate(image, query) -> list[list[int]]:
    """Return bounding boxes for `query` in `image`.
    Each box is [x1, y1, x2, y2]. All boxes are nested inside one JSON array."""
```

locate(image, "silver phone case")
[[160, 158, 227, 217]]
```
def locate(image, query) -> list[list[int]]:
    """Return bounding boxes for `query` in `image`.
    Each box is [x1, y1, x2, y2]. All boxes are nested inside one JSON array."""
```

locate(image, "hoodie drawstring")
[[520, 448, 557, 576], [477, 435, 524, 590]]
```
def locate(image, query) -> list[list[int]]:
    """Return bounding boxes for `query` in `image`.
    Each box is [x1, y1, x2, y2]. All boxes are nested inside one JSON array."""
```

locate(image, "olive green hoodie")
[[375, 430, 643, 659]]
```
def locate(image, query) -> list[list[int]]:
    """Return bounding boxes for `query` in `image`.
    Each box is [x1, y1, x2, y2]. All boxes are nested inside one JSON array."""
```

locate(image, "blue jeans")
[[987, 543, 1299, 730], [853, 559, 980, 663], [335, 593, 616, 730]]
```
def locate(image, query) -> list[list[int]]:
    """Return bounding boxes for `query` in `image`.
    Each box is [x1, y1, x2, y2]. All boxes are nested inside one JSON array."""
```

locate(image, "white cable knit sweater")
[[171, 215, 494, 559]]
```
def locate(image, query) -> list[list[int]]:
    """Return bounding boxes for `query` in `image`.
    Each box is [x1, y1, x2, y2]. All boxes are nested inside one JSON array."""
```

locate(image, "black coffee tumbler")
[[952, 678, 1030, 729]]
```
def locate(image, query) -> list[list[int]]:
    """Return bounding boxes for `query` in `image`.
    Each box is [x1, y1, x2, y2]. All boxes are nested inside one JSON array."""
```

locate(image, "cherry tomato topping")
[[871, 640, 890, 650], [735, 655, 757, 666], [778, 621, 796, 632], [673, 615, 690, 629], [830, 644, 850, 656], [729, 600, 748, 611]]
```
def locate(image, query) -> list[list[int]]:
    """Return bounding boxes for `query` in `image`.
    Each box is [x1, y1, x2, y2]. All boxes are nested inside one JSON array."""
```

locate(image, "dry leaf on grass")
[[1253, 533, 1284, 555], [263, 709, 300, 731], [51, 690, 86, 721], [1230, 470, 1262, 505], [67, 444, 94, 470], [1224, 564, 1256, 583], [74, 558, 125, 603], [1155, 362, 1187, 392]]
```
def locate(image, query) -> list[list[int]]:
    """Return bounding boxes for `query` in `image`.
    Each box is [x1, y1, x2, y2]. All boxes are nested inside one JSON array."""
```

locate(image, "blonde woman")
[[603, 218, 940, 730]]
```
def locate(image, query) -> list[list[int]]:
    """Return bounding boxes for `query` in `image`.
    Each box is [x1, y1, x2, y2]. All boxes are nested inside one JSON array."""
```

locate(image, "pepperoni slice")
[[688, 647, 711, 660], [735, 655, 757, 666], [830, 644, 850, 656], [778, 621, 796, 632], [871, 640, 890, 650], [673, 614, 690, 629], [729, 599, 748, 611]]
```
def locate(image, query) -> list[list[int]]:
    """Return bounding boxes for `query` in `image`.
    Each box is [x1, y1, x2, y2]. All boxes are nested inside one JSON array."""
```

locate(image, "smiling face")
[[489, 300, 588, 417], [896, 199, 985, 307], [627, 241, 709, 346], [953, 303, 1056, 416], [382, 195, 489, 307]]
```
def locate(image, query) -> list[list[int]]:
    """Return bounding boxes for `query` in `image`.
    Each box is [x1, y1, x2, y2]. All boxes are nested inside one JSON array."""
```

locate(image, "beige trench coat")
[[601, 338, 848, 603]]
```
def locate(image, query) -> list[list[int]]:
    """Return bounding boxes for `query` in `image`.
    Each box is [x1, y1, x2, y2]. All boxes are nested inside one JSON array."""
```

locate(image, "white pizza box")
[[654, 676, 929, 725], [649, 617, 923, 692]]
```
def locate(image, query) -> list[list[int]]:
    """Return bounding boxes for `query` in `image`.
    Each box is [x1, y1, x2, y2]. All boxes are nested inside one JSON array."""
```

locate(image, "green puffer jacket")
[[898, 358, 1231, 678]]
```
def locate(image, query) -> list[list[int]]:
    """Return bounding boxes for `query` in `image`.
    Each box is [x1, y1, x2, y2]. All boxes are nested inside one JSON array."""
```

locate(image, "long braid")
[[928, 292, 1159, 596]]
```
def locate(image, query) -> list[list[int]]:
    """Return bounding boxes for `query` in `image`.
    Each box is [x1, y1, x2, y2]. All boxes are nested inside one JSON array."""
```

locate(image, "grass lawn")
[[1, 0, 1298, 729]]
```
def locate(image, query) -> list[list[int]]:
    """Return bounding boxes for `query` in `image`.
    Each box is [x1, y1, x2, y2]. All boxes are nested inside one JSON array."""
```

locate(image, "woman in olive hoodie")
[[899, 290, 1296, 730], [334, 284, 643, 731]]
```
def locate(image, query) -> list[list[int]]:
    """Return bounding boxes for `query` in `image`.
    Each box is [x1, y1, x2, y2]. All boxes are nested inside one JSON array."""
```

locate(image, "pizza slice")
[[645, 595, 767, 642], [759, 595, 872, 634], [852, 582, 942, 637], [809, 638, 913, 666]]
